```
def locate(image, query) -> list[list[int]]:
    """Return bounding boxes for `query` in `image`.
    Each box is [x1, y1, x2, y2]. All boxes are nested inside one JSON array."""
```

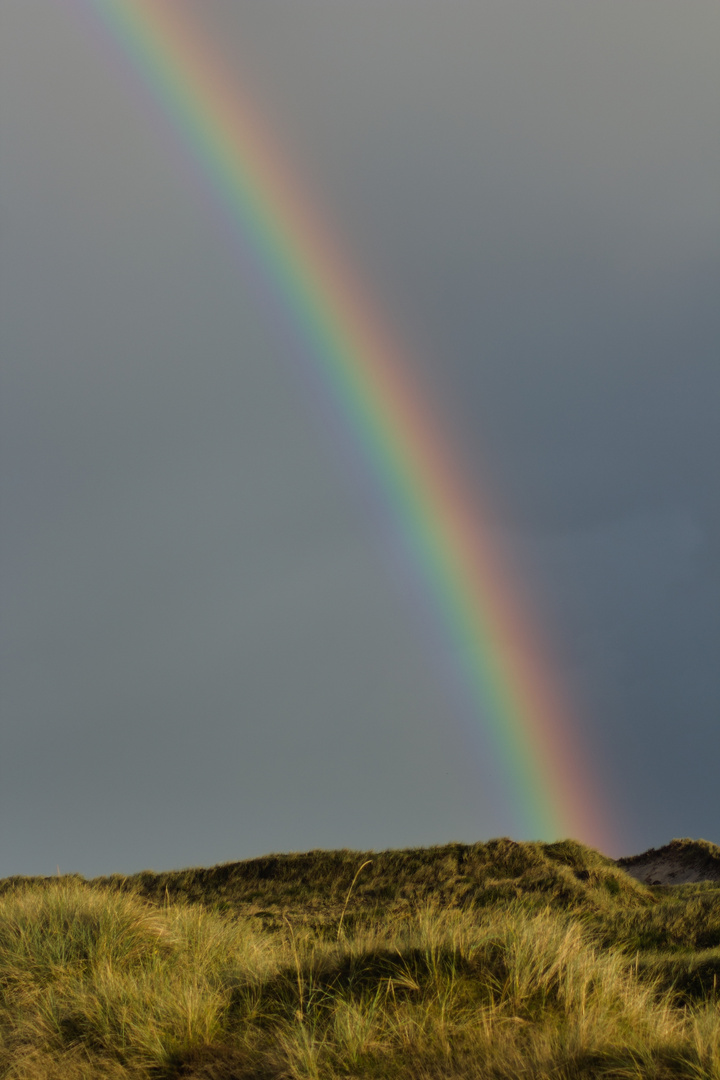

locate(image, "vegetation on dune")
[[1, 840, 719, 1078]]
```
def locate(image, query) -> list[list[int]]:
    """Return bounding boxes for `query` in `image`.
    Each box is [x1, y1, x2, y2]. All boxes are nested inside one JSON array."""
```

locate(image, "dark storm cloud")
[[1, 0, 718, 873]]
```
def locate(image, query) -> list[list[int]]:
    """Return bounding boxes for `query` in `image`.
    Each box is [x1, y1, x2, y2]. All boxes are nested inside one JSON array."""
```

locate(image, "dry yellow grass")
[[1, 843, 719, 1078]]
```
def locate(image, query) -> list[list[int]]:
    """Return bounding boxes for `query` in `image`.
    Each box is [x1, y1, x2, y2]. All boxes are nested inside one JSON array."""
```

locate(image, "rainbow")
[[76, 0, 612, 850]]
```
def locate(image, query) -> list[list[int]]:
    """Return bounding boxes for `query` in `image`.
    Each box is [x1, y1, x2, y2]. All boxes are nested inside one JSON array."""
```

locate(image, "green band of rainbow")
[[78, 0, 613, 850]]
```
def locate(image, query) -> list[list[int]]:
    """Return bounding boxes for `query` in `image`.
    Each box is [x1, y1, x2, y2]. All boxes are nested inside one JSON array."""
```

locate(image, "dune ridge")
[[617, 837, 720, 885]]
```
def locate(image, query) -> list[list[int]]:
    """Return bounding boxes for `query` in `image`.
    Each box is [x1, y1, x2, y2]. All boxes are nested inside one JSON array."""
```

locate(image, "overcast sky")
[[1, 0, 718, 877]]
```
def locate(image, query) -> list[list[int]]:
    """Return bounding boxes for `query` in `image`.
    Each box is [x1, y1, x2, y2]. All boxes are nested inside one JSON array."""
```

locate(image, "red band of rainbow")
[[76, 0, 614, 852]]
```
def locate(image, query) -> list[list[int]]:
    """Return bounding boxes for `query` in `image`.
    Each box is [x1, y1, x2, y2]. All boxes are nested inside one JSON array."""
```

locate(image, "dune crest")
[[618, 838, 720, 885]]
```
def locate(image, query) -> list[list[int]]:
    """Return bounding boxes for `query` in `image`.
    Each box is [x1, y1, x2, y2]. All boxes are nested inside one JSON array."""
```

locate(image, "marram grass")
[[1, 840, 719, 1078]]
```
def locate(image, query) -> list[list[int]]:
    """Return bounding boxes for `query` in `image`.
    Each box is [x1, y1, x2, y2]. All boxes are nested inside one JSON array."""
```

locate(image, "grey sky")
[[1, 0, 718, 876]]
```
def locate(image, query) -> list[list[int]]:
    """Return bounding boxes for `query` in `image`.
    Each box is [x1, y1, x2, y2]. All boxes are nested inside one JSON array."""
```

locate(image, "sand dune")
[[617, 838, 720, 885]]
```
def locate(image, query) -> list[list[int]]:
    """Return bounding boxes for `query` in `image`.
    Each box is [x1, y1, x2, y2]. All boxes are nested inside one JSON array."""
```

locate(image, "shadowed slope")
[[60, 840, 651, 926]]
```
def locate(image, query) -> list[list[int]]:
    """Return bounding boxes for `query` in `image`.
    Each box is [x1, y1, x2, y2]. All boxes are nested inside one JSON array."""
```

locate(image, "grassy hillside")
[[1, 839, 719, 1078]]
